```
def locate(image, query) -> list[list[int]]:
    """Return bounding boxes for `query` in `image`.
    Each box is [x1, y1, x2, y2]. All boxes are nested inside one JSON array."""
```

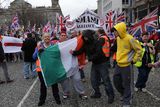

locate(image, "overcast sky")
[[3, 0, 97, 19]]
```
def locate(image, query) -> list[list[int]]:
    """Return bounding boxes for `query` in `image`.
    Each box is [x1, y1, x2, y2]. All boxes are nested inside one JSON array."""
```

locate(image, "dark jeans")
[[79, 68, 85, 79], [135, 66, 151, 89], [38, 72, 60, 102], [91, 62, 114, 97], [113, 65, 132, 105], [0, 62, 10, 81]]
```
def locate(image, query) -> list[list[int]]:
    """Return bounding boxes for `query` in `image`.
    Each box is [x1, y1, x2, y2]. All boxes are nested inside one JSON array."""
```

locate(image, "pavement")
[[0, 61, 160, 107]]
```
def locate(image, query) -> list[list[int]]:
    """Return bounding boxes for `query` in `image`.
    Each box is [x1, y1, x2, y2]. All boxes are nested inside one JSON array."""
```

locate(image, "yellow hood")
[[114, 22, 127, 39]]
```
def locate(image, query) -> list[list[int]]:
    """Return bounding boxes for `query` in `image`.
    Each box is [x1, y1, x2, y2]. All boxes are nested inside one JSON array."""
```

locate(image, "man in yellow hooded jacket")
[[111, 22, 142, 107]]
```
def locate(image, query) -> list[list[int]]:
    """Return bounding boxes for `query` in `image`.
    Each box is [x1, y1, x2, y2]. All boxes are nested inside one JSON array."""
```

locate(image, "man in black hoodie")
[[0, 37, 13, 84], [21, 33, 37, 79], [71, 29, 114, 104]]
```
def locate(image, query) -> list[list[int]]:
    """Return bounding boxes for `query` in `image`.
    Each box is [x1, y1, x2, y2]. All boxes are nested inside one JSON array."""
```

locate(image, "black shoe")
[[6, 79, 14, 83], [108, 96, 114, 104], [90, 93, 101, 98], [55, 96, 61, 105], [0, 80, 5, 84], [38, 101, 45, 106], [55, 100, 61, 105]]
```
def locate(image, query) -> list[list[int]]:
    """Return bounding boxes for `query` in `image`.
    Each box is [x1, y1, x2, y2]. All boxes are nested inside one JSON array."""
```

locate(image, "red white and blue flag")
[[105, 10, 117, 33], [43, 21, 51, 33], [103, 10, 126, 39], [130, 8, 158, 37], [55, 13, 70, 33], [104, 10, 126, 33], [116, 11, 126, 23], [11, 14, 20, 31], [63, 14, 70, 23]]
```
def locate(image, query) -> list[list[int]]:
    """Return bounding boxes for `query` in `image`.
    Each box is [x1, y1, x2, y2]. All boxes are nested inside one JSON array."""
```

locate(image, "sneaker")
[[63, 95, 69, 99], [134, 87, 139, 92], [79, 94, 88, 99], [141, 88, 147, 92], [24, 76, 29, 79], [38, 101, 45, 106], [81, 78, 86, 82], [123, 105, 130, 107], [90, 93, 101, 99]]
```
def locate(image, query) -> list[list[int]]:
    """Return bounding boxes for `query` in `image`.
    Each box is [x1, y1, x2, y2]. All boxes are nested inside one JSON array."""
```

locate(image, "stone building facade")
[[0, 0, 62, 28], [97, 0, 160, 23], [133, 0, 160, 20]]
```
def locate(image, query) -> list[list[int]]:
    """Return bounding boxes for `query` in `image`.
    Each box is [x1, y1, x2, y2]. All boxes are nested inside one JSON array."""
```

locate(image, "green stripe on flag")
[[39, 45, 67, 87]]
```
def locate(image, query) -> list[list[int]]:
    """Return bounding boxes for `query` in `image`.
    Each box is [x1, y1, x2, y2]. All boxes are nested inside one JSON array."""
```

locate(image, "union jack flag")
[[11, 14, 20, 31], [104, 10, 126, 33], [105, 10, 117, 33], [43, 21, 51, 33], [116, 11, 126, 23], [63, 14, 70, 23], [56, 13, 70, 33], [130, 8, 158, 37]]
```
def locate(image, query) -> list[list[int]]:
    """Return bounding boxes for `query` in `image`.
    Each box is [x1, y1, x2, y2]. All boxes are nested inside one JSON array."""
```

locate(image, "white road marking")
[[17, 78, 38, 107], [134, 82, 160, 101], [146, 89, 160, 101]]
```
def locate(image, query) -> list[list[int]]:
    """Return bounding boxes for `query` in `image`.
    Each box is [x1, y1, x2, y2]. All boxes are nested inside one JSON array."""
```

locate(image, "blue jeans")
[[23, 62, 36, 78], [91, 62, 114, 97]]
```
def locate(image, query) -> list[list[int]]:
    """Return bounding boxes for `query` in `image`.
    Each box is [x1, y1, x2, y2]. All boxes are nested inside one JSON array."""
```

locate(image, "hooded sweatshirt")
[[114, 22, 142, 67], [72, 30, 108, 64]]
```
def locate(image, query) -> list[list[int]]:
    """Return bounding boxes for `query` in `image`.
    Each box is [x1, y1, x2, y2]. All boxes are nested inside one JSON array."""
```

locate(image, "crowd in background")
[[1, 22, 160, 107]]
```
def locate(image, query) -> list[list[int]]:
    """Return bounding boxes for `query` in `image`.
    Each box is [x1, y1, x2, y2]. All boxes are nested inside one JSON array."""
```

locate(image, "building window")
[[122, 0, 129, 5]]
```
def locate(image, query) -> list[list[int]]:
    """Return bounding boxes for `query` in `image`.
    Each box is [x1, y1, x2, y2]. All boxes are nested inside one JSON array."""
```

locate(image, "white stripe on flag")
[[58, 38, 79, 77]]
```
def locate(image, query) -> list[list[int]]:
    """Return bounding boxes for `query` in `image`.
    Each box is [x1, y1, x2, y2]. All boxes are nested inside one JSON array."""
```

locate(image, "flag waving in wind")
[[116, 11, 126, 23], [39, 37, 85, 86], [11, 14, 20, 31], [63, 14, 70, 23], [130, 8, 158, 37], [43, 21, 51, 33]]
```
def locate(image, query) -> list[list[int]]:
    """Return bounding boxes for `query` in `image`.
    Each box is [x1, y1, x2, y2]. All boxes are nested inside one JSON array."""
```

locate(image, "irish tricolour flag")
[[39, 37, 84, 87]]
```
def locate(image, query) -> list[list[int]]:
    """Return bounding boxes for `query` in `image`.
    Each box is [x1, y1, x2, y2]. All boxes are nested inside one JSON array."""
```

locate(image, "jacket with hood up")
[[114, 22, 142, 67], [72, 30, 109, 64]]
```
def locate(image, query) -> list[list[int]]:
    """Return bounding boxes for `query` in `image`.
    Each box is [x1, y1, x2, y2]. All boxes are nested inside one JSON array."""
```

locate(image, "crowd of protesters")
[[1, 22, 160, 107]]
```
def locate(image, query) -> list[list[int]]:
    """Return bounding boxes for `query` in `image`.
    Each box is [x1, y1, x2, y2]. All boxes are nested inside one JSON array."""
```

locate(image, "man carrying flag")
[[33, 33, 61, 106]]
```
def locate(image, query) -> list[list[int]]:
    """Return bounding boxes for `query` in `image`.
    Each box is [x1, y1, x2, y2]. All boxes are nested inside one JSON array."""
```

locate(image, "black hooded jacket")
[[21, 37, 37, 62], [72, 30, 109, 64]]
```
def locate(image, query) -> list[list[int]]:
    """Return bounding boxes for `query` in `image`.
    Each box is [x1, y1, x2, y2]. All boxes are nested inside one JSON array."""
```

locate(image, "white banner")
[[2, 36, 23, 53], [75, 9, 100, 31], [65, 20, 77, 31]]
